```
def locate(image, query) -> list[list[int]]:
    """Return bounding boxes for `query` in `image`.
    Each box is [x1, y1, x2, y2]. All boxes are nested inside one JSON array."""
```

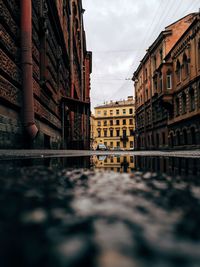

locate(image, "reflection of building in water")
[[135, 156, 200, 177], [91, 96, 135, 150], [92, 155, 135, 173]]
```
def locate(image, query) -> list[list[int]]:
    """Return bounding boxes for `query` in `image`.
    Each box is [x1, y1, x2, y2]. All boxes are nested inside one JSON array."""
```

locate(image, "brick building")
[[0, 0, 92, 149], [133, 13, 200, 150]]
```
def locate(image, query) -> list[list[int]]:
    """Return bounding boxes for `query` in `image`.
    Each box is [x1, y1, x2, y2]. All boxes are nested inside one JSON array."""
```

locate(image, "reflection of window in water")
[[111, 157, 114, 163], [117, 168, 120, 172], [117, 157, 120, 163]]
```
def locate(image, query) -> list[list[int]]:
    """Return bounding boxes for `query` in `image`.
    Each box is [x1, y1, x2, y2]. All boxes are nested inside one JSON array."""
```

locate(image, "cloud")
[[82, 0, 199, 110]]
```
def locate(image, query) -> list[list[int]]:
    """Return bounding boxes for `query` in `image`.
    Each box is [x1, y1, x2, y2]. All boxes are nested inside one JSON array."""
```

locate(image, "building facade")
[[133, 13, 200, 150], [0, 0, 92, 149], [92, 96, 135, 150]]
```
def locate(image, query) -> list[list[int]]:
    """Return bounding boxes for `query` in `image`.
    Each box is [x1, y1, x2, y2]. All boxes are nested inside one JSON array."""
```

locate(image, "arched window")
[[176, 60, 181, 83], [183, 129, 188, 145], [191, 127, 196, 145], [176, 131, 181, 146], [183, 53, 189, 78], [182, 92, 187, 114], [175, 97, 180, 116], [189, 88, 195, 111]]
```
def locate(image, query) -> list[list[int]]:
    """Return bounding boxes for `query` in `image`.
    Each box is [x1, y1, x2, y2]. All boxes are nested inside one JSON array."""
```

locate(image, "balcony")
[[120, 136, 128, 142]]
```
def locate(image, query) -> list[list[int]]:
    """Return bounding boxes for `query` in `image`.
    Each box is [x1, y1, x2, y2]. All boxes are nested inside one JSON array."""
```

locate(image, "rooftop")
[[95, 96, 135, 109]]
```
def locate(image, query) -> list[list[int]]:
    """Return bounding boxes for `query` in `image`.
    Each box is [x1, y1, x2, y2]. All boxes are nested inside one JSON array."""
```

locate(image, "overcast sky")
[[82, 0, 199, 110]]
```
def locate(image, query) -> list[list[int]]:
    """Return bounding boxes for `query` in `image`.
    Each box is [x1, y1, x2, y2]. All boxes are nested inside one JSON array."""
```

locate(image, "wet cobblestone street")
[[0, 153, 200, 267]]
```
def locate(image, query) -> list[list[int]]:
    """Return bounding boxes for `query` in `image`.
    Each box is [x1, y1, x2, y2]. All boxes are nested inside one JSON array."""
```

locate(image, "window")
[[116, 130, 120, 137], [123, 142, 126, 148], [160, 48, 163, 62], [183, 129, 188, 145], [110, 129, 113, 137], [110, 142, 113, 148], [182, 92, 186, 114], [98, 130, 101, 137], [130, 129, 134, 136], [110, 120, 113, 126], [97, 121, 101, 126], [176, 131, 181, 146], [189, 88, 195, 111], [104, 110, 107, 116], [162, 132, 165, 145], [110, 157, 113, 162], [123, 130, 126, 137], [176, 60, 181, 83], [116, 109, 119, 115], [159, 72, 163, 92], [116, 120, 120, 125], [145, 68, 148, 81], [166, 72, 172, 89], [117, 141, 120, 147], [117, 157, 120, 163], [123, 119, 126, 125], [104, 142, 107, 146], [104, 130, 107, 137], [153, 55, 157, 70], [130, 141, 133, 148], [154, 76, 158, 92], [129, 119, 133, 125], [97, 111, 101, 115], [146, 89, 148, 100], [183, 54, 189, 78], [129, 108, 133, 114], [104, 121, 107, 126], [175, 97, 180, 116], [123, 109, 126, 114], [110, 110, 113, 115]]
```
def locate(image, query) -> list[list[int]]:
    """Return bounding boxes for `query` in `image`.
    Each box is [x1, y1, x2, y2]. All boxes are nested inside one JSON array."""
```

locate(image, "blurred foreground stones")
[[0, 166, 200, 267]]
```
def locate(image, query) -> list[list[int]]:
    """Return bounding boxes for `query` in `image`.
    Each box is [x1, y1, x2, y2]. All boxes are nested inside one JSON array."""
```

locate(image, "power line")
[[93, 49, 144, 54]]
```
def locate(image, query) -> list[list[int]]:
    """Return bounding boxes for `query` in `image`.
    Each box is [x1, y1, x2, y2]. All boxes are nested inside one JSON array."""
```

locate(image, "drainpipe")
[[21, 0, 38, 139], [69, 0, 74, 97]]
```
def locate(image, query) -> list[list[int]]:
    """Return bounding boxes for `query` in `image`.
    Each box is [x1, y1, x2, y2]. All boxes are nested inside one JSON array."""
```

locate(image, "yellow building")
[[92, 96, 135, 150]]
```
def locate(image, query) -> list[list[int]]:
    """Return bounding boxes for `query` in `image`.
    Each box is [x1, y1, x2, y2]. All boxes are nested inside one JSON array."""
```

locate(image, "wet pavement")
[[0, 152, 200, 267]]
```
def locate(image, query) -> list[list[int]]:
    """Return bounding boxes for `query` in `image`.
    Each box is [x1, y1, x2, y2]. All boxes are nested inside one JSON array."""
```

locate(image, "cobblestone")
[[0, 165, 200, 267]]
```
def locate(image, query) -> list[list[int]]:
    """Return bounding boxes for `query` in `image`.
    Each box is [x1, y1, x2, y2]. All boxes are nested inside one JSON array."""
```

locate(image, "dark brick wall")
[[0, 0, 91, 149]]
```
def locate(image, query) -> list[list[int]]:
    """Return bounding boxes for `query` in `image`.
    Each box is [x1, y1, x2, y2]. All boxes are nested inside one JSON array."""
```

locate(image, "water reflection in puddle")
[[91, 155, 200, 177], [0, 155, 200, 178], [0, 154, 200, 267], [91, 155, 135, 173]]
